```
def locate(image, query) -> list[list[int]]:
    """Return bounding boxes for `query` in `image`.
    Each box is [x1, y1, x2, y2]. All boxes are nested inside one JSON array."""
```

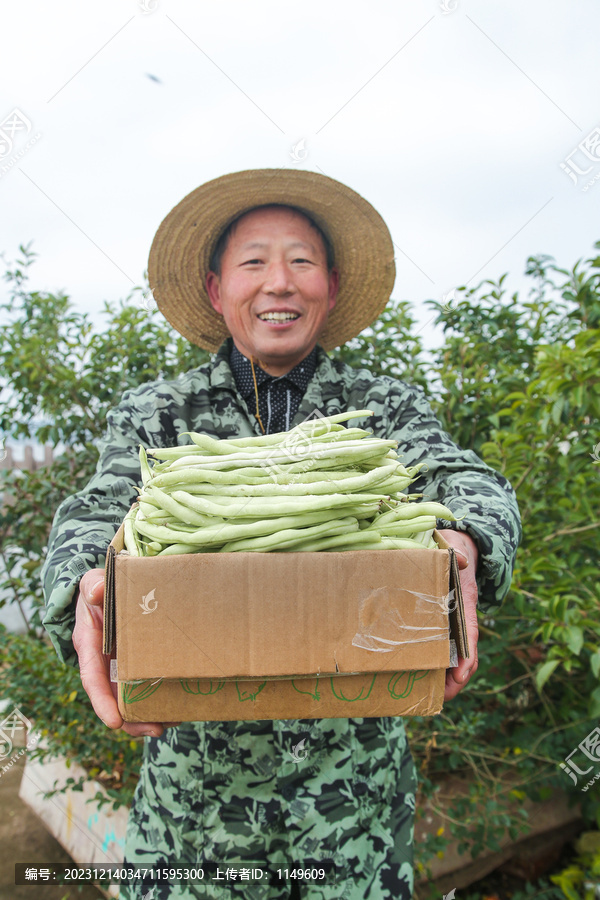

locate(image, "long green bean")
[[163, 441, 396, 472], [374, 515, 438, 535], [150, 466, 394, 498], [134, 509, 361, 547], [154, 464, 396, 495], [146, 409, 375, 459], [123, 506, 140, 556], [373, 501, 456, 525], [292, 531, 383, 552], [218, 517, 359, 553], [377, 536, 435, 550], [168, 490, 382, 519]]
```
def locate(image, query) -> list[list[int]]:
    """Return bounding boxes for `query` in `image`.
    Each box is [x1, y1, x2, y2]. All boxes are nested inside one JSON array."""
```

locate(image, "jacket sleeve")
[[41, 393, 158, 665], [372, 378, 522, 611]]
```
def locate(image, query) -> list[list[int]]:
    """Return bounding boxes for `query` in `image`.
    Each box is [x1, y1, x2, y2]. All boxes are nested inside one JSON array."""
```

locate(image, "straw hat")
[[148, 168, 395, 352]]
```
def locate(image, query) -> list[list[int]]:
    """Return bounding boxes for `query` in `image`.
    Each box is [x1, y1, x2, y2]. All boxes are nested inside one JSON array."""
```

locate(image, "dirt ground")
[[0, 741, 103, 900]]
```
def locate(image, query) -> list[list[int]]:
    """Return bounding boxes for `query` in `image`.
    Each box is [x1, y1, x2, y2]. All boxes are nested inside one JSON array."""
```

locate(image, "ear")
[[206, 271, 223, 314], [328, 267, 339, 313]]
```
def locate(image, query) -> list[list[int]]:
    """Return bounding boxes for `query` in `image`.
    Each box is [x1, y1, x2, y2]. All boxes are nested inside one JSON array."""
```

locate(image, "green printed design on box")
[[119, 671, 430, 707], [329, 673, 377, 702], [387, 670, 429, 699], [121, 679, 163, 703], [180, 678, 226, 695], [291, 676, 321, 700], [236, 680, 267, 702]]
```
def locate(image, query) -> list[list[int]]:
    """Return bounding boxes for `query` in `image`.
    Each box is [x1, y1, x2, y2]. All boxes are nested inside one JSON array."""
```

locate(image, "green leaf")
[[554, 596, 569, 621], [565, 625, 584, 656], [540, 622, 555, 643], [535, 659, 560, 691], [590, 686, 600, 719], [551, 396, 564, 425]]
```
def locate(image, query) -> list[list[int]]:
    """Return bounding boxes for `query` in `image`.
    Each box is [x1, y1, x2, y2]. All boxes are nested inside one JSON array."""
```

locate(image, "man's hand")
[[437, 530, 479, 701], [73, 569, 170, 738]]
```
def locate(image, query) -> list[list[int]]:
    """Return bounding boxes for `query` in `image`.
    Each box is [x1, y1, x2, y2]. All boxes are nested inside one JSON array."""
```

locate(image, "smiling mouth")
[[257, 312, 300, 322]]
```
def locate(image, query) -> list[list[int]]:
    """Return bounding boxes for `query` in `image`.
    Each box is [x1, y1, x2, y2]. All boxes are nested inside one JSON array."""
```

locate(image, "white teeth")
[[258, 312, 299, 321]]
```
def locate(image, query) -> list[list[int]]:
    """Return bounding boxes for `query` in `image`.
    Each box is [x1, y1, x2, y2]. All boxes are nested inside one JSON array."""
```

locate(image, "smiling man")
[[206, 206, 338, 377], [41, 169, 521, 900]]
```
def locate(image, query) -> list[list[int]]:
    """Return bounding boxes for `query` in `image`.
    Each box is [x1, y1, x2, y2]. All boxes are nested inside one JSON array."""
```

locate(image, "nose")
[[263, 259, 293, 294]]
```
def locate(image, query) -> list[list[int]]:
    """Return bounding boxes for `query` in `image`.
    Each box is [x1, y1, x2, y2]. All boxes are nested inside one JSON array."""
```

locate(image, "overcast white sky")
[[1, 0, 599, 348]]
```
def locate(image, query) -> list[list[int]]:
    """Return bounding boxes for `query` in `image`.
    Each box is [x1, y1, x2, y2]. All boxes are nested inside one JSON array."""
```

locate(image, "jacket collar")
[[209, 338, 348, 428]]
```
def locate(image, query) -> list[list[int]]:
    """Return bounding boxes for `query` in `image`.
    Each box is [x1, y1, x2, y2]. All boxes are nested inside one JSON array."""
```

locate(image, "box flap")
[[118, 669, 446, 723], [433, 532, 469, 661], [103, 524, 124, 655], [449, 548, 469, 660], [115, 547, 453, 681]]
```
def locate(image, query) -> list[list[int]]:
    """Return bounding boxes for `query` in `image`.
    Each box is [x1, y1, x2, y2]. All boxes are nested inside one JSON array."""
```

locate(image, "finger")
[[74, 580, 124, 731], [454, 548, 469, 569], [445, 597, 479, 700], [445, 647, 479, 696], [121, 722, 166, 738], [444, 653, 477, 701], [106, 679, 166, 737], [79, 569, 105, 606], [120, 721, 181, 737], [122, 720, 182, 737]]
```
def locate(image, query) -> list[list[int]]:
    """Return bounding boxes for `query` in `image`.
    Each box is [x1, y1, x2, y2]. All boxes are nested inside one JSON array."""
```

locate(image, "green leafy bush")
[[0, 244, 210, 805], [0, 624, 141, 808], [408, 245, 600, 890]]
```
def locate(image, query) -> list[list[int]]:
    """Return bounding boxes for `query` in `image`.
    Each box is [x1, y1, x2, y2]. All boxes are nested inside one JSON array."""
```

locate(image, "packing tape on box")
[[352, 587, 451, 652]]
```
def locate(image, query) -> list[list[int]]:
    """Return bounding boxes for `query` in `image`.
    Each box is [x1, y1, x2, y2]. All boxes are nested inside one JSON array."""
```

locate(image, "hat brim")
[[148, 168, 395, 352]]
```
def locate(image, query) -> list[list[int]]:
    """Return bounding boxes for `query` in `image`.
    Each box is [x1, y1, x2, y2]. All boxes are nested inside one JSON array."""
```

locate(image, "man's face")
[[206, 206, 338, 376]]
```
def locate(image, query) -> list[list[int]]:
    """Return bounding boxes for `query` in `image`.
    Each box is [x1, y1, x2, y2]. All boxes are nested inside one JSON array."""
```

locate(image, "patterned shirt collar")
[[229, 340, 318, 399]]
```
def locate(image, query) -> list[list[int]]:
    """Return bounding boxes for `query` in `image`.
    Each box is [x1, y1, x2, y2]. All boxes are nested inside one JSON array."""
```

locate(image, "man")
[[41, 169, 521, 900]]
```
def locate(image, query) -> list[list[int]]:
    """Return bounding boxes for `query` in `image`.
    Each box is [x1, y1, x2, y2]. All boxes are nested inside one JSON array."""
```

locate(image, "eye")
[[241, 258, 263, 266], [292, 258, 312, 264]]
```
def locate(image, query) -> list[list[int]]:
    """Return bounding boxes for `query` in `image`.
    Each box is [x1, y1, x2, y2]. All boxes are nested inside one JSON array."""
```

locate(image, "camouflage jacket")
[[42, 338, 521, 666]]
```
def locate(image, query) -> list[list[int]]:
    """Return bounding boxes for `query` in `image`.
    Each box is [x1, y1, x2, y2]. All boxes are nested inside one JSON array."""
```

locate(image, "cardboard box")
[[104, 529, 468, 723]]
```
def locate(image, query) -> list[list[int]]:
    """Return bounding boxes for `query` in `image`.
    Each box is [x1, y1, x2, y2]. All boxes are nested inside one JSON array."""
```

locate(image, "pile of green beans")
[[122, 410, 458, 556]]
